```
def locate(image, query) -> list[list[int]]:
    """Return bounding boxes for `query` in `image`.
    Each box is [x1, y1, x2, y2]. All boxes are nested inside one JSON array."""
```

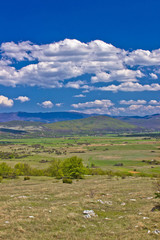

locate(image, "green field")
[[0, 135, 159, 174]]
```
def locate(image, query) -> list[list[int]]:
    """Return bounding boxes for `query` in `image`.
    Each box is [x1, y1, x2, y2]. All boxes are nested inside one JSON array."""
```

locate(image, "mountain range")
[[0, 111, 159, 137]]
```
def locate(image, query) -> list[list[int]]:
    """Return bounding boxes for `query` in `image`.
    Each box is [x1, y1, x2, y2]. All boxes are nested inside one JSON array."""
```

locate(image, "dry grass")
[[0, 176, 160, 240]]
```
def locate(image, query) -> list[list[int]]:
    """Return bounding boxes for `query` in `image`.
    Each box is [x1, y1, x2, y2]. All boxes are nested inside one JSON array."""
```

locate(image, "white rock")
[[121, 202, 126, 206], [130, 199, 136, 201], [83, 210, 97, 218], [18, 196, 27, 199], [153, 230, 160, 235], [97, 199, 104, 204]]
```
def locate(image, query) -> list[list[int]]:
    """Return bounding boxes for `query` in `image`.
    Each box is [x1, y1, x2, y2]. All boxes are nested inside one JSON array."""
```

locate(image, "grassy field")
[[0, 176, 160, 240], [0, 135, 160, 239], [0, 135, 159, 174]]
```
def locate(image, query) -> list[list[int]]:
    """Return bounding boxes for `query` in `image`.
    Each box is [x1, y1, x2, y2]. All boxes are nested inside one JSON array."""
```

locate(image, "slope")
[[45, 115, 139, 135]]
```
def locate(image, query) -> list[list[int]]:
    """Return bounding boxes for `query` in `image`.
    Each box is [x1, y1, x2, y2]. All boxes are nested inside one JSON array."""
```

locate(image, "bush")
[[87, 168, 106, 175], [0, 162, 16, 178], [62, 156, 85, 179], [47, 159, 64, 179], [62, 177, 72, 184], [24, 176, 30, 181], [0, 176, 3, 183], [14, 163, 32, 176]]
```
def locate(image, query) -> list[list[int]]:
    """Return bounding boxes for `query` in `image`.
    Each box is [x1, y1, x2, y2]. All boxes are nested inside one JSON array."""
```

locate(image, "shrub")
[[24, 176, 30, 181], [62, 177, 72, 184], [0, 176, 3, 183], [14, 163, 32, 176], [0, 162, 16, 178], [62, 156, 85, 179], [47, 159, 64, 179], [87, 168, 106, 175]]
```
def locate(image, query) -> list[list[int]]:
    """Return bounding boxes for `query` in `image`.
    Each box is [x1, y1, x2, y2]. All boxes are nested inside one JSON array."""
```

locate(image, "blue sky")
[[0, 0, 160, 116]]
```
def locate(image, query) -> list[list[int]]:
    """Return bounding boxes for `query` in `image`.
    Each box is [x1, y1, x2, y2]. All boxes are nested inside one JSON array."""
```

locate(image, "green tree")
[[48, 159, 64, 179], [14, 163, 31, 176], [62, 156, 85, 179]]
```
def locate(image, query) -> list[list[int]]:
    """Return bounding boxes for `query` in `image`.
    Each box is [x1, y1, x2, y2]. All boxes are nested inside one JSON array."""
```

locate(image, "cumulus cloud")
[[99, 82, 160, 92], [65, 80, 85, 89], [74, 94, 86, 98], [73, 104, 160, 116], [38, 101, 53, 108], [149, 100, 160, 105], [119, 100, 147, 105], [0, 39, 160, 92], [150, 73, 158, 79], [55, 103, 63, 107], [91, 69, 144, 83], [125, 49, 160, 66], [72, 99, 114, 109], [0, 95, 14, 107], [14, 96, 30, 102]]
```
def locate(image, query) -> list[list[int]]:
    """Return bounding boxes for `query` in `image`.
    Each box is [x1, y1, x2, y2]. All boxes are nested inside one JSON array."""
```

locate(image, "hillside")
[[45, 115, 139, 135], [116, 114, 160, 131]]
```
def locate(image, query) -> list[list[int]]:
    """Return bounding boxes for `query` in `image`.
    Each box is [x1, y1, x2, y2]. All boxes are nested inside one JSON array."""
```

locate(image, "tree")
[[62, 156, 85, 179], [48, 159, 64, 179]]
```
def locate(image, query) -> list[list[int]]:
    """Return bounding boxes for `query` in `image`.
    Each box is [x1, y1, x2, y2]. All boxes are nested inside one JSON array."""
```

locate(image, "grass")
[[0, 134, 160, 239], [0, 176, 160, 240]]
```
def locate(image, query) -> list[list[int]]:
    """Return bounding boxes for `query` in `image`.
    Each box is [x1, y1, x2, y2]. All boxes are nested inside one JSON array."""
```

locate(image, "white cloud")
[[149, 100, 160, 105], [74, 94, 86, 98], [99, 82, 160, 92], [14, 96, 30, 102], [91, 69, 144, 83], [0, 39, 160, 92], [38, 101, 53, 108], [0, 95, 14, 107], [128, 105, 144, 110], [55, 103, 63, 107], [72, 99, 114, 109], [119, 100, 147, 105], [65, 80, 84, 89], [150, 73, 158, 79], [125, 49, 160, 66]]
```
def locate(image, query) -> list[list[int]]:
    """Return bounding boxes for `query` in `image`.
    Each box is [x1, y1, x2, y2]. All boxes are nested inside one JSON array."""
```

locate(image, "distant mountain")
[[0, 112, 92, 123], [45, 115, 139, 136], [0, 111, 159, 133], [115, 114, 160, 131]]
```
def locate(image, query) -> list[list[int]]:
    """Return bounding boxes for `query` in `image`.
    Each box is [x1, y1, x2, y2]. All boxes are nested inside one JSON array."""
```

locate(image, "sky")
[[0, 0, 160, 116]]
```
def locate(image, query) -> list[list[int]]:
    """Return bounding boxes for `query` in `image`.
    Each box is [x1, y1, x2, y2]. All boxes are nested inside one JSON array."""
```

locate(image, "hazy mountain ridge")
[[0, 112, 159, 138], [115, 114, 160, 130], [0, 112, 92, 123], [0, 115, 140, 138]]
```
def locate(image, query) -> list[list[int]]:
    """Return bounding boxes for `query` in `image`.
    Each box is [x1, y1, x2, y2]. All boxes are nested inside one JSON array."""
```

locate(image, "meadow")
[[0, 134, 160, 239]]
